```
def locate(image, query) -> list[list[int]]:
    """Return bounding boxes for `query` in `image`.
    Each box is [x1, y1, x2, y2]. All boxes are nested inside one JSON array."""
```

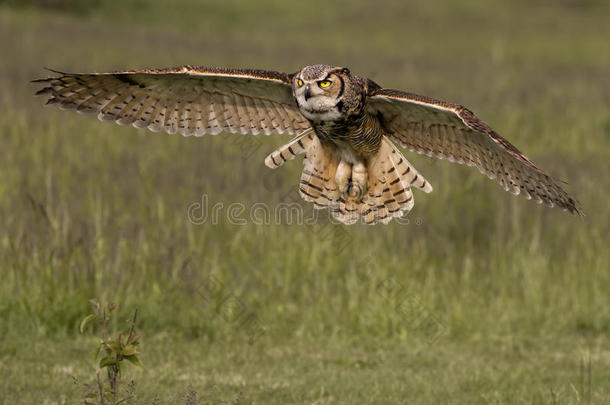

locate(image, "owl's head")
[[292, 65, 352, 121]]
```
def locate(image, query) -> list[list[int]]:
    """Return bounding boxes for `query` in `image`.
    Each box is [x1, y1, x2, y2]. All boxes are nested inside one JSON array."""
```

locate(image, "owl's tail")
[[265, 132, 432, 225]]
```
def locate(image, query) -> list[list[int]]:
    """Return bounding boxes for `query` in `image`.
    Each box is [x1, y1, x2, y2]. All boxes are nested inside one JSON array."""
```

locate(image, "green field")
[[1, 1, 609, 403]]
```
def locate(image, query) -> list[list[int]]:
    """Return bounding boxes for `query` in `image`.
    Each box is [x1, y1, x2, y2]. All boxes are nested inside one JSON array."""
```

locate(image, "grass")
[[1, 1, 609, 403]]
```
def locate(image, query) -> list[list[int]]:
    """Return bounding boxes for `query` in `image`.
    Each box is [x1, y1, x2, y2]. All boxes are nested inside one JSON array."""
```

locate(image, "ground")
[[0, 1, 609, 404]]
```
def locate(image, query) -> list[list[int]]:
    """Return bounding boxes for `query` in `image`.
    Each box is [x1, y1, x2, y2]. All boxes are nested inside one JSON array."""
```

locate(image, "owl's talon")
[[347, 183, 364, 199]]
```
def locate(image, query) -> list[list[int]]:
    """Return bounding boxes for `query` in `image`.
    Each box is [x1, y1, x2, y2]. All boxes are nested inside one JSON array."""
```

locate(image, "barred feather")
[[268, 133, 430, 225], [33, 66, 311, 137], [296, 134, 342, 216], [265, 130, 314, 169], [361, 137, 430, 224], [367, 88, 581, 214]]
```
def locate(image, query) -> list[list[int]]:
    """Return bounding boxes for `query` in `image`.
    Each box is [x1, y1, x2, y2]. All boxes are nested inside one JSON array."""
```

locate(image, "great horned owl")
[[34, 64, 580, 224]]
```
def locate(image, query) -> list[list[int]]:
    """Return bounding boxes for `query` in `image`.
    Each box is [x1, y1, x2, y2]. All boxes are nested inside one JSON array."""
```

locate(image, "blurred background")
[[0, 0, 609, 403]]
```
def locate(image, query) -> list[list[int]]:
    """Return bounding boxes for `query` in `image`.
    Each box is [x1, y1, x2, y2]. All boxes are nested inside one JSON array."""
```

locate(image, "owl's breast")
[[310, 113, 383, 158]]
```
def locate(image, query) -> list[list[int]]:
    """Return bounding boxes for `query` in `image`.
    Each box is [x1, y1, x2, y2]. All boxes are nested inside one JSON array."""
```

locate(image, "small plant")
[[80, 299, 142, 405]]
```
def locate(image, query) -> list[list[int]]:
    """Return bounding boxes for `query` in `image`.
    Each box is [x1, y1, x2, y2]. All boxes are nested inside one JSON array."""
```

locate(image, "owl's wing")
[[34, 65, 311, 136], [366, 87, 581, 214]]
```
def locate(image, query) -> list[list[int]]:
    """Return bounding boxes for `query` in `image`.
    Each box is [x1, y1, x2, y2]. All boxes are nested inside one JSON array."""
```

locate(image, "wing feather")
[[34, 65, 311, 137], [367, 88, 581, 214]]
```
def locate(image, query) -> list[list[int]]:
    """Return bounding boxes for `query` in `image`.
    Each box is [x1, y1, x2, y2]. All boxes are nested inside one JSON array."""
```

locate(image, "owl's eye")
[[318, 80, 332, 88], [297, 79, 304, 87]]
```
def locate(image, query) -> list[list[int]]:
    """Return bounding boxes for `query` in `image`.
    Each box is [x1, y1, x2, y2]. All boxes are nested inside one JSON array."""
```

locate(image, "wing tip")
[[566, 198, 584, 217], [34, 87, 52, 96], [44, 67, 68, 75], [31, 67, 69, 83]]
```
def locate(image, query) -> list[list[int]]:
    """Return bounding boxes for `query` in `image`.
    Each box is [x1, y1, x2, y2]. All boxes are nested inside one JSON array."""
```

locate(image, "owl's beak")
[[304, 85, 312, 100]]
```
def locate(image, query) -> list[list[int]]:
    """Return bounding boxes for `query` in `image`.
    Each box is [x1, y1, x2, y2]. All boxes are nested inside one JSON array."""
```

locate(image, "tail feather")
[[385, 140, 433, 194], [360, 138, 420, 224], [265, 130, 343, 209], [335, 195, 361, 225], [298, 134, 342, 210]]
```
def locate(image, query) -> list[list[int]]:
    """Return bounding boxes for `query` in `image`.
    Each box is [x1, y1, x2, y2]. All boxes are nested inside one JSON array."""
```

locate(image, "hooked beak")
[[304, 84, 312, 101]]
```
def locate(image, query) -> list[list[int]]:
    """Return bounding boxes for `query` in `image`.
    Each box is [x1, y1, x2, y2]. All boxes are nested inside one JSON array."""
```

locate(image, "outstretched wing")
[[366, 87, 581, 214], [34, 65, 311, 136]]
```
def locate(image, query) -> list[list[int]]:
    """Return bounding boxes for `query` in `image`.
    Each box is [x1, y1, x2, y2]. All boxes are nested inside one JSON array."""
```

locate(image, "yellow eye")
[[319, 80, 332, 88], [297, 79, 304, 87]]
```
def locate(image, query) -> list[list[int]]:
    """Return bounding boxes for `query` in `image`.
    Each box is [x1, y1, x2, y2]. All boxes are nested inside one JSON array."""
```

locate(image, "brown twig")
[[128, 308, 138, 343], [96, 370, 105, 405]]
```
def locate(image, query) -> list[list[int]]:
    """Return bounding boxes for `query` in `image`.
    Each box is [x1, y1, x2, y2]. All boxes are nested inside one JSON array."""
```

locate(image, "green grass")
[[1, 1, 609, 403]]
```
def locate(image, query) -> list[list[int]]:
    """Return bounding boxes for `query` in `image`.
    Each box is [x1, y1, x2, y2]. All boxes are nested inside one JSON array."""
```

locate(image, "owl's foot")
[[335, 160, 367, 200], [349, 161, 367, 199], [334, 160, 349, 195]]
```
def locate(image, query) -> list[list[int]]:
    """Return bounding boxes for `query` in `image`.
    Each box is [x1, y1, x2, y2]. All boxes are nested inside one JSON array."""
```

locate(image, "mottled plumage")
[[33, 64, 581, 224]]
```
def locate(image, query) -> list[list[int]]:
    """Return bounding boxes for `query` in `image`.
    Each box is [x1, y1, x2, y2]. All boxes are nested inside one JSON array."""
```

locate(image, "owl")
[[34, 64, 580, 224]]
